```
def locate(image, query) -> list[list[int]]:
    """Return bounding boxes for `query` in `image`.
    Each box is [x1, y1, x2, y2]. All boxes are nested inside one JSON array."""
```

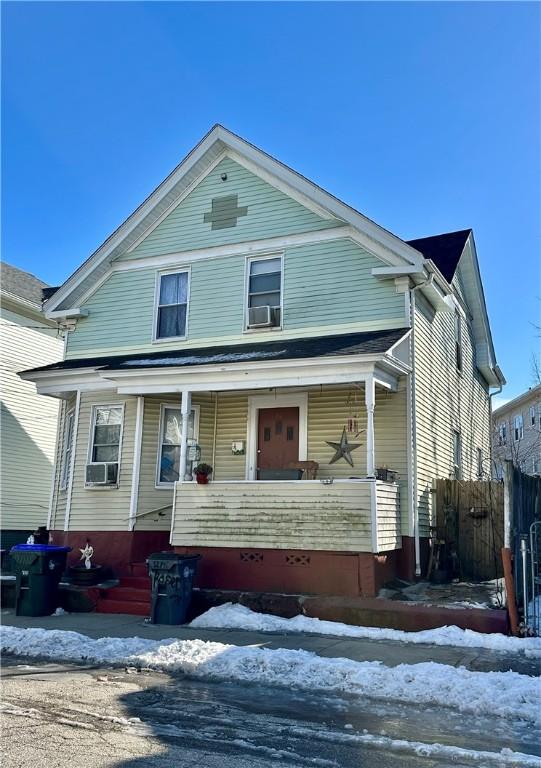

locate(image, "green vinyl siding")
[[120, 157, 341, 261], [66, 238, 406, 358]]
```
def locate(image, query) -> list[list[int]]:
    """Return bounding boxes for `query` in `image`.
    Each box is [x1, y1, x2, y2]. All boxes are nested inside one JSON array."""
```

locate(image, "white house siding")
[[0, 302, 63, 530], [49, 394, 76, 531], [376, 482, 401, 551], [171, 480, 373, 551], [413, 292, 491, 536]]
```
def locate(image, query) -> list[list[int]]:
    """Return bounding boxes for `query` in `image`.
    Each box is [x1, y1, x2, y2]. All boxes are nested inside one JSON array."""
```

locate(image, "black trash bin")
[[147, 552, 200, 625], [10, 545, 71, 616]]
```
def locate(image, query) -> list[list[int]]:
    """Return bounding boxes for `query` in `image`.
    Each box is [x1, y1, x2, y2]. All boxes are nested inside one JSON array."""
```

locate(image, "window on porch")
[[157, 404, 199, 485]]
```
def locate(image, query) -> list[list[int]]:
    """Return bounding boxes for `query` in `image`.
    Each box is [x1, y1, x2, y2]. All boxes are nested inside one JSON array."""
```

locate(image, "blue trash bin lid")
[[10, 544, 72, 553]]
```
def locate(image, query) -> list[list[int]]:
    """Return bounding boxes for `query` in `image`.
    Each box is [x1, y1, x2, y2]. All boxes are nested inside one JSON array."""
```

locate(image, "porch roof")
[[24, 328, 409, 375]]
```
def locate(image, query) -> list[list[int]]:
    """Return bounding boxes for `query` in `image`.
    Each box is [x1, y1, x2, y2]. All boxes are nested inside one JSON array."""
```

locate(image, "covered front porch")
[[25, 328, 412, 594]]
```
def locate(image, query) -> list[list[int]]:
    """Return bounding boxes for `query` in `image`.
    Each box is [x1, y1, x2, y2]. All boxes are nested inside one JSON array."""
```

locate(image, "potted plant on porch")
[[193, 463, 213, 484]]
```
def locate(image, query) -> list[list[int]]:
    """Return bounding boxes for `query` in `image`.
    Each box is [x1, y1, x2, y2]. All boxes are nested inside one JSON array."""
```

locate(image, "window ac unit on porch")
[[85, 462, 119, 486], [248, 305, 275, 328]]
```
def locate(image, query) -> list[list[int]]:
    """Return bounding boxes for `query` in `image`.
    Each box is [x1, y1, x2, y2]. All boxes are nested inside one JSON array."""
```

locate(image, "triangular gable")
[[46, 125, 424, 313], [116, 156, 341, 261]]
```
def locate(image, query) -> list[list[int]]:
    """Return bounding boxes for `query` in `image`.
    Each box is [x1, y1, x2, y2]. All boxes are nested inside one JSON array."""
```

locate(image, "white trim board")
[[245, 392, 308, 480]]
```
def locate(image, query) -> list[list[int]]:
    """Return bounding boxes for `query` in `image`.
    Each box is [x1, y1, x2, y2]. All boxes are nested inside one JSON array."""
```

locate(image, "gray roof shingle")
[[1, 262, 49, 305]]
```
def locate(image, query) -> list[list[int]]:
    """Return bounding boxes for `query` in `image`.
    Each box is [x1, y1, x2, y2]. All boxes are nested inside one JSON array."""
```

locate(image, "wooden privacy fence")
[[434, 479, 504, 581]]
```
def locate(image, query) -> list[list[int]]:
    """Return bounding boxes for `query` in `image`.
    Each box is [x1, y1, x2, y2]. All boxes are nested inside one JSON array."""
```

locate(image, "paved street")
[[2, 653, 539, 768]]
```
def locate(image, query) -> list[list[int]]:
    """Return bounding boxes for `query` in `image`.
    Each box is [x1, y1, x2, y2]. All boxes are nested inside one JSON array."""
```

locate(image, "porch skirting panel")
[[174, 545, 401, 597]]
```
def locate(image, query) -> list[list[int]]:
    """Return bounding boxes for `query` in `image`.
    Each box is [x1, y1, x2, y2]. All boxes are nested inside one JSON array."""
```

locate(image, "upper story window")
[[454, 312, 463, 372], [86, 405, 124, 486], [155, 270, 189, 341], [529, 405, 536, 427], [498, 423, 507, 446], [514, 413, 524, 442], [452, 430, 462, 479], [156, 404, 200, 485], [60, 409, 75, 490], [246, 256, 282, 330]]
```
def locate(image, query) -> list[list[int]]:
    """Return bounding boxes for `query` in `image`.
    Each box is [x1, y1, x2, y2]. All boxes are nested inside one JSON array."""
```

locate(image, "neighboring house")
[[20, 126, 504, 597], [492, 385, 541, 479], [1, 262, 64, 544]]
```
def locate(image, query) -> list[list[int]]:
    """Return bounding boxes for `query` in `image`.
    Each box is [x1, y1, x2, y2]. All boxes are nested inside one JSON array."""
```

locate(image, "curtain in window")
[[159, 408, 195, 483], [157, 273, 188, 339]]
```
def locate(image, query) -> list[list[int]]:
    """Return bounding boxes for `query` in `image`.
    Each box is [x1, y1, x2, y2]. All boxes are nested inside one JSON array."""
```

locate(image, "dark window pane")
[[287, 426, 294, 441], [158, 304, 187, 338], [94, 424, 121, 445], [264, 427, 271, 441], [249, 272, 281, 294], [93, 445, 119, 462], [249, 291, 280, 308], [275, 421, 282, 435]]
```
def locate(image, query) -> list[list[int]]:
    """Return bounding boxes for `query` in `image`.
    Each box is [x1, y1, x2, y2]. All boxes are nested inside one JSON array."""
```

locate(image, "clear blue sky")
[[2, 2, 539, 401]]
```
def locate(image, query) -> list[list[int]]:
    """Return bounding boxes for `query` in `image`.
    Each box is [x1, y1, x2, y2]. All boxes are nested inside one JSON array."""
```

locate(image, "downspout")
[[409, 274, 433, 576]]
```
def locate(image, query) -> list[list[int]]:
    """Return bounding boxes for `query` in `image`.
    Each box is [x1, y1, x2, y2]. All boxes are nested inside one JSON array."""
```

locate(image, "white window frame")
[[85, 403, 126, 488], [155, 402, 201, 488], [514, 413, 524, 442], [152, 267, 191, 343], [452, 430, 462, 479], [243, 253, 284, 333], [498, 423, 507, 446], [529, 405, 536, 427], [59, 409, 75, 491]]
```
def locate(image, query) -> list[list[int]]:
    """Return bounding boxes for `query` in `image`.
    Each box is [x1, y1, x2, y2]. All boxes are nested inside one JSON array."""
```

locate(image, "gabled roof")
[[1, 262, 48, 306], [44, 124, 424, 314], [406, 229, 472, 283], [24, 328, 409, 375]]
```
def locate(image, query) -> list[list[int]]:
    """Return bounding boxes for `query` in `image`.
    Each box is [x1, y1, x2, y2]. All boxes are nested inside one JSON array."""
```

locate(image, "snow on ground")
[[190, 602, 541, 656], [1, 625, 539, 726]]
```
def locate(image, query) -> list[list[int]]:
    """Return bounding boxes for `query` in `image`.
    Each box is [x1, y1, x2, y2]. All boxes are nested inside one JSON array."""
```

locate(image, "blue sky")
[[2, 2, 539, 401]]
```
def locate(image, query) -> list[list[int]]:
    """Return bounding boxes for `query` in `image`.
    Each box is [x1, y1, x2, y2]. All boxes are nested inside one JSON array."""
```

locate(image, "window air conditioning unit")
[[248, 305, 275, 328], [85, 462, 119, 486]]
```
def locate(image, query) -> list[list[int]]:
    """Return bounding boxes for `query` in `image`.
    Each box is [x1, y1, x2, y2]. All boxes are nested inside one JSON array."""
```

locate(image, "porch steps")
[[96, 565, 151, 616]]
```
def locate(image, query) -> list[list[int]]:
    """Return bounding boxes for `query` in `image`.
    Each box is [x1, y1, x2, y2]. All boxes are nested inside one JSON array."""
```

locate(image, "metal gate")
[[522, 521, 541, 635]]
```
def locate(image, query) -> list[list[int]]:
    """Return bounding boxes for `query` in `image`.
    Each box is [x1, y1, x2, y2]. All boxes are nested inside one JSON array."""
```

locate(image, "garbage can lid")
[[10, 544, 72, 553]]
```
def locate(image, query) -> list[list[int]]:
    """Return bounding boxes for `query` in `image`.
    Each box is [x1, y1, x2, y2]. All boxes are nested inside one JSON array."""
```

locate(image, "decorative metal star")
[[326, 427, 363, 467]]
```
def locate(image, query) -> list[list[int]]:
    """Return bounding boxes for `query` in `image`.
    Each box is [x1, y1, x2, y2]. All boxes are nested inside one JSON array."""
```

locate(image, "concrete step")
[[130, 562, 149, 578], [96, 598, 150, 617], [101, 587, 150, 604], [118, 576, 151, 590]]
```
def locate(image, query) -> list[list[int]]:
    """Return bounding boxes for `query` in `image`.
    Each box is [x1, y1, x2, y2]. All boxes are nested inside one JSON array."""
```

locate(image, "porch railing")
[[171, 479, 400, 554]]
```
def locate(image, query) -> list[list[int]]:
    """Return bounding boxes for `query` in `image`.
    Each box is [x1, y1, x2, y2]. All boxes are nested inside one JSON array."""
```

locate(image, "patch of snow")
[[122, 349, 285, 367], [52, 607, 67, 616], [189, 602, 541, 656], [1, 626, 539, 725]]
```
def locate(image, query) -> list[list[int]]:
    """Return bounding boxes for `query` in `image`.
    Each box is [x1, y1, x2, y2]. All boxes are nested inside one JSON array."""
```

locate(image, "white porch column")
[[365, 375, 375, 478], [64, 389, 81, 532], [179, 391, 192, 481], [128, 396, 145, 531]]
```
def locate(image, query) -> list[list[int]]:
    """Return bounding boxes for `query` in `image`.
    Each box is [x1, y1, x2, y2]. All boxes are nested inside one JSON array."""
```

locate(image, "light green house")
[[21, 126, 504, 598]]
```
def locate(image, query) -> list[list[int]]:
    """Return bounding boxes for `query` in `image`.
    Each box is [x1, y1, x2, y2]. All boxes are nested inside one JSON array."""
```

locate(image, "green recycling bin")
[[10, 545, 71, 617], [147, 552, 200, 625]]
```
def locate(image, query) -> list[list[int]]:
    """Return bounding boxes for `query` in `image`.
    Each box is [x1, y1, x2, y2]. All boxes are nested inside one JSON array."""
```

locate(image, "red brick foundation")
[[51, 530, 171, 576], [173, 545, 403, 598]]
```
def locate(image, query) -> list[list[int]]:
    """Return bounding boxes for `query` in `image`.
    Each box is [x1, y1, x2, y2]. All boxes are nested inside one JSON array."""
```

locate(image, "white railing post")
[[365, 375, 375, 478], [179, 391, 192, 481]]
